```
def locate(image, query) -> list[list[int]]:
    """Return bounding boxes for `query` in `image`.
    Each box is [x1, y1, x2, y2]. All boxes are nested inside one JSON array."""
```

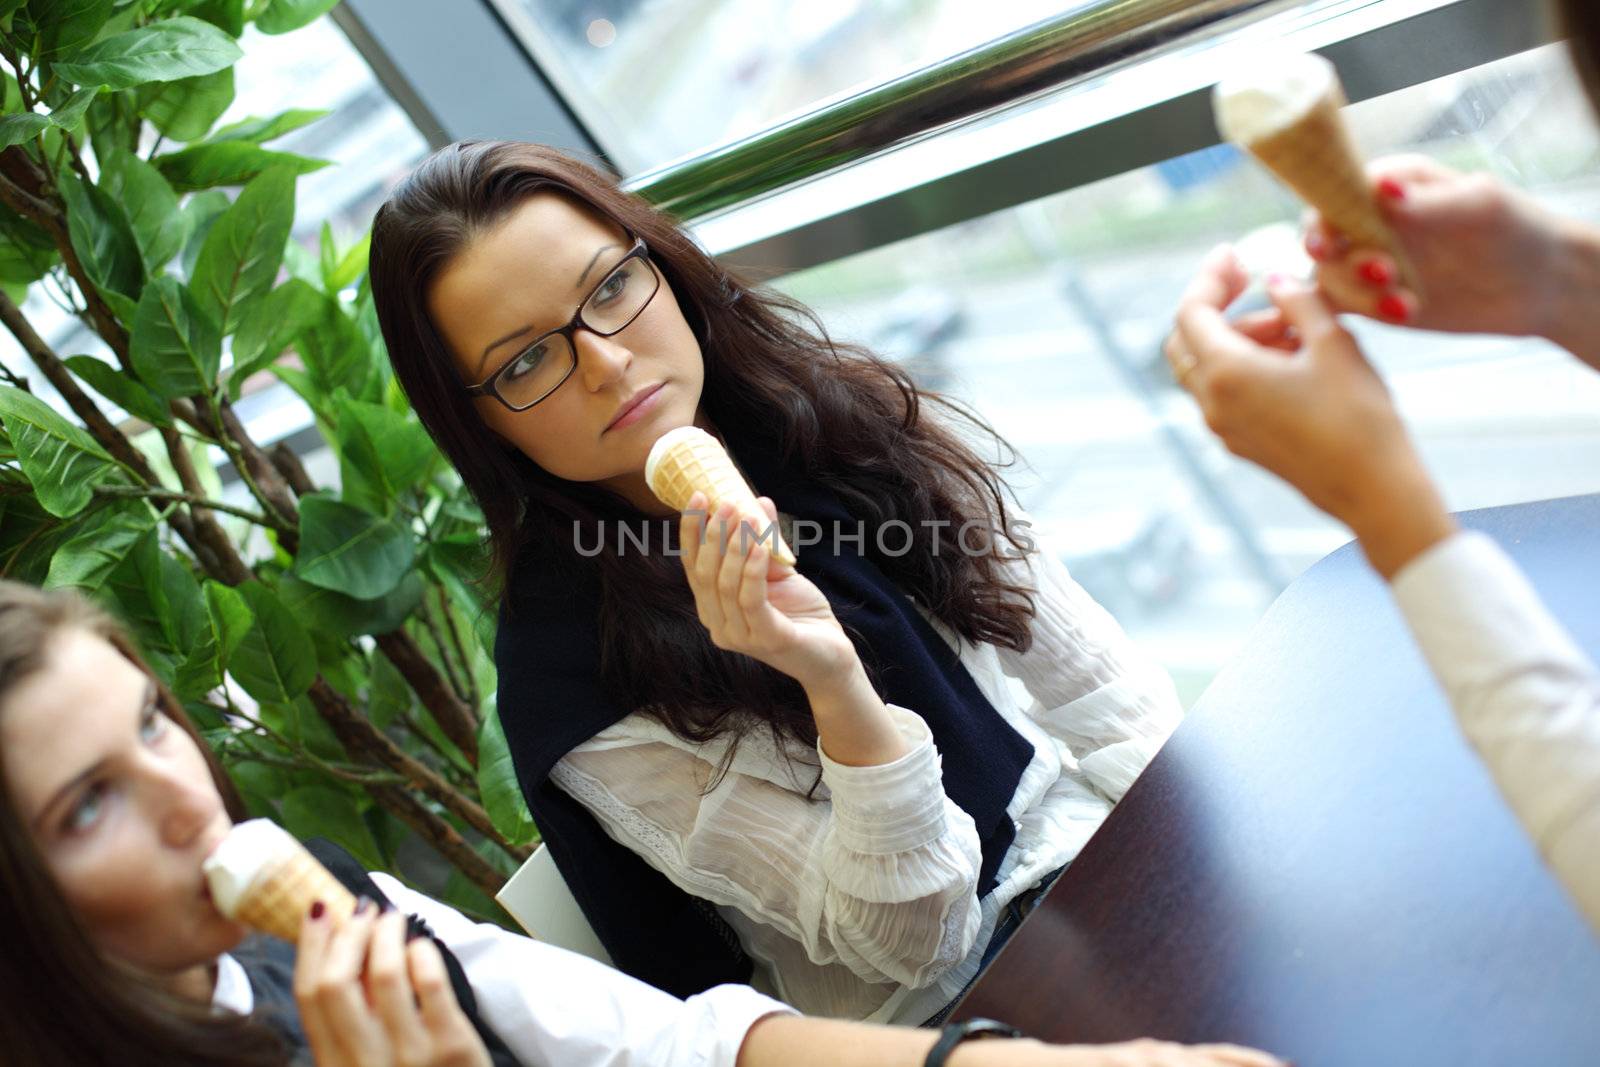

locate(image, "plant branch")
[[417, 592, 472, 707], [368, 783, 507, 899], [435, 584, 481, 709], [374, 631, 480, 765], [92, 484, 272, 526], [306, 680, 520, 860]]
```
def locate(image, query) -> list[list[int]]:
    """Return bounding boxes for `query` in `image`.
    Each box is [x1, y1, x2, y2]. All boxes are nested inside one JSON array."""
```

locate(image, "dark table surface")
[[951, 495, 1600, 1065]]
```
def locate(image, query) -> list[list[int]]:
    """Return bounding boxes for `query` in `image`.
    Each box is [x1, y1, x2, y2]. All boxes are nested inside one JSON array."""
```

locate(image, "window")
[[499, 0, 1091, 174], [775, 43, 1600, 702]]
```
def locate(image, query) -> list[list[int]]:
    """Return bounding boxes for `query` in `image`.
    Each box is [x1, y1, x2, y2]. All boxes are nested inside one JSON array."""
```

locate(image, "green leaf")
[[229, 579, 316, 703], [47, 85, 102, 132], [130, 275, 222, 398], [324, 230, 369, 293], [478, 698, 537, 845], [280, 786, 384, 869], [0, 210, 58, 285], [138, 66, 233, 142], [255, 0, 339, 34], [53, 17, 243, 91], [100, 149, 189, 271], [277, 570, 423, 638], [178, 187, 230, 276], [291, 493, 415, 600], [0, 480, 77, 583], [296, 287, 370, 397], [204, 578, 251, 660], [65, 354, 173, 427], [227, 277, 322, 395], [154, 140, 327, 192], [0, 385, 115, 517], [334, 394, 435, 514], [186, 0, 245, 36], [44, 505, 161, 597], [190, 165, 294, 333], [365, 650, 411, 729], [86, 90, 139, 162], [30, 0, 114, 57], [0, 112, 50, 149], [57, 168, 144, 307], [208, 107, 326, 145]]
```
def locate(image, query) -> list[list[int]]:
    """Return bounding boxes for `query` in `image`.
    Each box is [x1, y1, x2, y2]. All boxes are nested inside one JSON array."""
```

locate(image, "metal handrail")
[[623, 0, 1306, 218]]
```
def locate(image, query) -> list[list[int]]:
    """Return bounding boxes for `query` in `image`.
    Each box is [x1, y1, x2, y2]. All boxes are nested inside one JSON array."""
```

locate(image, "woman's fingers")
[[294, 900, 345, 1066], [324, 901, 389, 1066], [1313, 246, 1416, 324], [297, 899, 388, 1067], [408, 937, 489, 1066], [1231, 309, 1298, 352], [735, 526, 774, 640], [1184, 1043, 1290, 1067], [694, 501, 734, 634], [679, 491, 706, 572], [714, 505, 757, 646], [365, 910, 429, 1059]]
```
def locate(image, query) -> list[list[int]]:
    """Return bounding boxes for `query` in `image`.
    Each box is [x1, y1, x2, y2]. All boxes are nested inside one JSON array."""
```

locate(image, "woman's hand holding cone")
[[295, 900, 490, 1067], [679, 492, 859, 692]]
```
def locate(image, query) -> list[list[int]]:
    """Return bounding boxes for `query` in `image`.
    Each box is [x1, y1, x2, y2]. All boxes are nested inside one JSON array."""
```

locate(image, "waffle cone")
[[232, 851, 358, 942], [1245, 87, 1420, 294], [647, 428, 796, 566]]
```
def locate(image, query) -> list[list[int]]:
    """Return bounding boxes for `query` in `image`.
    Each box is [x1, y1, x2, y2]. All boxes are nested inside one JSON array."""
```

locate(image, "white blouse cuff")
[[818, 704, 951, 854], [690, 985, 797, 1067]]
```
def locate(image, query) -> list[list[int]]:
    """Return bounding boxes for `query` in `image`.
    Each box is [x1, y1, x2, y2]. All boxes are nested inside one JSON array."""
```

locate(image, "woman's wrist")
[[1341, 462, 1459, 581], [805, 663, 911, 767], [1539, 215, 1600, 369]]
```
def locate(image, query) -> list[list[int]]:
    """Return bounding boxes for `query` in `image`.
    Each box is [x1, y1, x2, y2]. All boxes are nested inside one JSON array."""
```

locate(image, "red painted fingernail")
[[1377, 177, 1406, 201], [1358, 259, 1393, 286], [310, 900, 326, 920], [1378, 294, 1410, 322]]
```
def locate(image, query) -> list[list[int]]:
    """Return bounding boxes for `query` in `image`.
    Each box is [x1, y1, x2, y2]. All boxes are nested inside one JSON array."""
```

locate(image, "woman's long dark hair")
[[0, 582, 288, 1066], [370, 142, 1035, 757]]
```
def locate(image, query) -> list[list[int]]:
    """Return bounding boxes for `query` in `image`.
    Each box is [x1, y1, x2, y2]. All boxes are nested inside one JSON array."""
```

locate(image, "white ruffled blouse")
[[550, 532, 1183, 1024]]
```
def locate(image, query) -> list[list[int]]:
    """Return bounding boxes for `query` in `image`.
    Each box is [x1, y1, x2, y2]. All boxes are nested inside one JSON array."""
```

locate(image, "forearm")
[[807, 662, 912, 766], [737, 1015, 1065, 1067], [1539, 214, 1600, 371], [1339, 457, 1459, 581]]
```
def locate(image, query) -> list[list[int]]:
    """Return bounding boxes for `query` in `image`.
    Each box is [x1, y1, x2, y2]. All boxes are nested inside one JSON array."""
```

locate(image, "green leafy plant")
[[0, 0, 534, 915]]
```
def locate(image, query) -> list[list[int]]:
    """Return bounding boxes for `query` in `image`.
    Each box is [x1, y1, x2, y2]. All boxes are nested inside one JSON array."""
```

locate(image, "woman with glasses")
[[1165, 0, 1600, 930], [0, 579, 1284, 1067], [369, 144, 1182, 1024]]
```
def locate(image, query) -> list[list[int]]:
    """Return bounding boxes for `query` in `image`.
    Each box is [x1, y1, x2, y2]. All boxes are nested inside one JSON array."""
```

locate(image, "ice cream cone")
[[1216, 54, 1420, 295], [204, 819, 357, 942], [646, 426, 796, 566]]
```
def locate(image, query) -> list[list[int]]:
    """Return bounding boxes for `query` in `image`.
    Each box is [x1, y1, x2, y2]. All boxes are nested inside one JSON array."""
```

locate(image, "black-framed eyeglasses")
[[463, 237, 661, 412]]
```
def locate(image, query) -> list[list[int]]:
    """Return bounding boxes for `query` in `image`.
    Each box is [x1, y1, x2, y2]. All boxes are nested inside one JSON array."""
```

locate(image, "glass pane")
[[508, 0, 1086, 174], [775, 42, 1600, 703]]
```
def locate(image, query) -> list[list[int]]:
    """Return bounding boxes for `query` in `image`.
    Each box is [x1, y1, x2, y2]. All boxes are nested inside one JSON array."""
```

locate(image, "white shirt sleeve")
[[370, 873, 793, 1067], [1389, 530, 1600, 932], [551, 704, 984, 990], [987, 527, 1184, 800]]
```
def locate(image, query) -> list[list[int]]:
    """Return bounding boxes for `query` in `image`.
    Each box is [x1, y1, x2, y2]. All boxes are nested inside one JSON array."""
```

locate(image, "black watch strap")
[[925, 1018, 1023, 1067]]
